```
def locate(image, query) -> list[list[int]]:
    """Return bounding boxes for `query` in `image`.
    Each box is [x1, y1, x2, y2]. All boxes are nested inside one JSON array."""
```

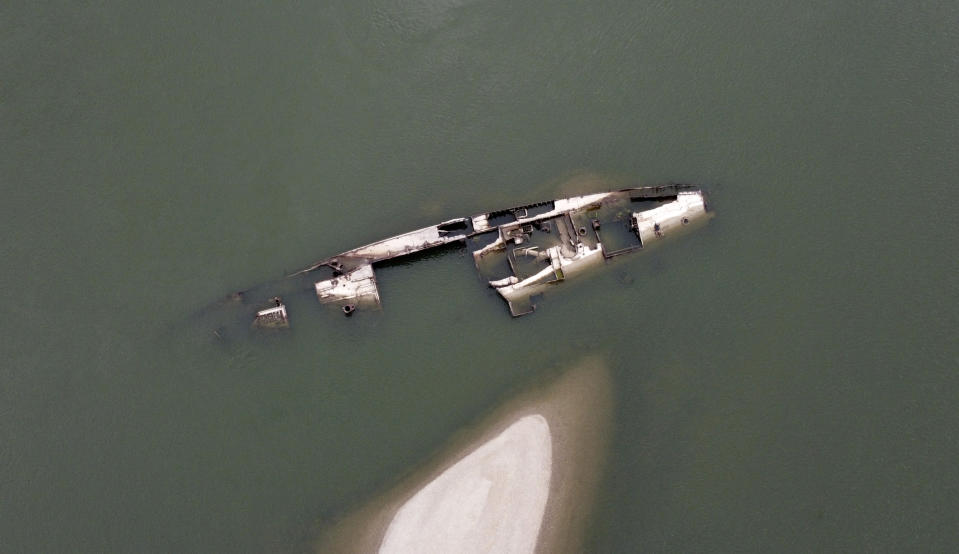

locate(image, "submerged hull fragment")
[[219, 184, 713, 328]]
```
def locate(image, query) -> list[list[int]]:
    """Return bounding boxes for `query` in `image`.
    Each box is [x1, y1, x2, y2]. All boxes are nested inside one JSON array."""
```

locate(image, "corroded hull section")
[[218, 184, 713, 328], [468, 186, 711, 315]]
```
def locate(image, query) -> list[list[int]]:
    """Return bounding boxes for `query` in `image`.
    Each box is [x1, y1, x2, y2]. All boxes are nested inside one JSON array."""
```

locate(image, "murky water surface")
[[2, 1, 957, 551]]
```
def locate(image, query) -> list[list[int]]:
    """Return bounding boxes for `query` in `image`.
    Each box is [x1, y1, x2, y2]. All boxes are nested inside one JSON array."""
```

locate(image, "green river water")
[[2, 1, 957, 552]]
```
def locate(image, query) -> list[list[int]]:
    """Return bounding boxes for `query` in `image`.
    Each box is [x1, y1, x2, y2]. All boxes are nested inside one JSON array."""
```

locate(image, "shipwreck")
[[240, 184, 711, 328]]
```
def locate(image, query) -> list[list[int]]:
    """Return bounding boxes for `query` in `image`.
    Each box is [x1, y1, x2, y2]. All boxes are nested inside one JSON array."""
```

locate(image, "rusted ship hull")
[[237, 184, 712, 328]]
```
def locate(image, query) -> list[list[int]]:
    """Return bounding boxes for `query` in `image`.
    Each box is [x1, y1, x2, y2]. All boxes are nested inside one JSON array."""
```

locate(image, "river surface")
[[2, 1, 957, 552]]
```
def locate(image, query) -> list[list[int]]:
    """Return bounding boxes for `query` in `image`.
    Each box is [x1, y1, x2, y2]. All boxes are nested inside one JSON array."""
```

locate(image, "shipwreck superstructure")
[[240, 185, 711, 328]]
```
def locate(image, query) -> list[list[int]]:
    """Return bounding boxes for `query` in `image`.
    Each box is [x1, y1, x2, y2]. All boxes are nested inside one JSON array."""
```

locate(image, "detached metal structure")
[[246, 184, 711, 327]]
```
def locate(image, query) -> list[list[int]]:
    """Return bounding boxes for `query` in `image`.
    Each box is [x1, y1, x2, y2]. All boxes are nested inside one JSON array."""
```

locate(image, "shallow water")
[[2, 1, 957, 552]]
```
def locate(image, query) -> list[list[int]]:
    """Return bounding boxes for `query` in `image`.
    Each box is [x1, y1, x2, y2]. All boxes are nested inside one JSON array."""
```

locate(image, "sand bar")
[[380, 414, 551, 553], [315, 357, 612, 554]]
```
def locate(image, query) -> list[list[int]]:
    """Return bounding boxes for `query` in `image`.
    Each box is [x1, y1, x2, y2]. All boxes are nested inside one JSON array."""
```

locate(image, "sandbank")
[[314, 356, 613, 553]]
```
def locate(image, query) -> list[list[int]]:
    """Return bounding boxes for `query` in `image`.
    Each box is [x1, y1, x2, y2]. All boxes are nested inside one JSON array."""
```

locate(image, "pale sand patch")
[[314, 356, 612, 554], [379, 415, 552, 554]]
